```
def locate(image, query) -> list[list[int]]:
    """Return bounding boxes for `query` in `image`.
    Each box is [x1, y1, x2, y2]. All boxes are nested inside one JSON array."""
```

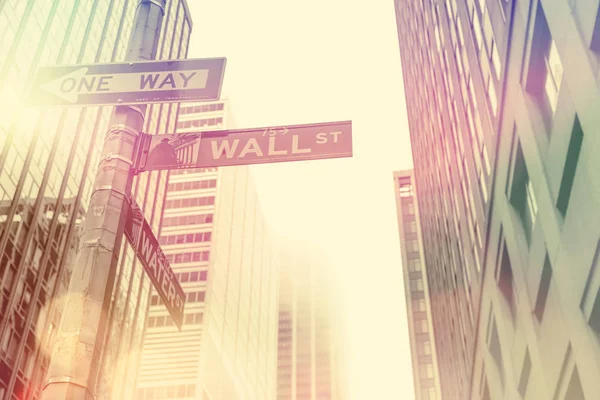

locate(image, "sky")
[[186, 1, 415, 398]]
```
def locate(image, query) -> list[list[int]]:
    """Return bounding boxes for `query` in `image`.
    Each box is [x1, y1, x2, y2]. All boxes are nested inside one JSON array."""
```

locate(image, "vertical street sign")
[[135, 120, 353, 172], [124, 200, 185, 329], [28, 58, 226, 107]]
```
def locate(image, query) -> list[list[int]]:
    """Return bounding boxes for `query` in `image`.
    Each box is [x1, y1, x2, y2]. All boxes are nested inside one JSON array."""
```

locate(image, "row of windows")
[[147, 312, 203, 328], [167, 179, 216, 192], [408, 258, 422, 272], [151, 290, 205, 306], [420, 387, 437, 400], [169, 167, 217, 175], [179, 103, 224, 114], [489, 252, 594, 399], [158, 231, 212, 246], [406, 239, 420, 253], [419, 340, 432, 356], [509, 115, 582, 246], [164, 195, 215, 209], [419, 363, 434, 379], [162, 213, 213, 227], [410, 278, 424, 292], [399, 181, 414, 197], [175, 270, 207, 284], [176, 117, 223, 130], [415, 319, 430, 334], [405, 220, 418, 233], [413, 299, 426, 313], [137, 383, 195, 400], [165, 250, 210, 264], [402, 10, 492, 395]]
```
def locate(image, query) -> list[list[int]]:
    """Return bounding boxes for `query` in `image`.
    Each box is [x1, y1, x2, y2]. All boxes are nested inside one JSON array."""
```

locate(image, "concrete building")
[[276, 245, 347, 400], [136, 100, 228, 399], [396, 0, 600, 399], [136, 99, 280, 399], [196, 165, 280, 400], [393, 170, 442, 400], [468, 1, 600, 399], [0, 0, 192, 398]]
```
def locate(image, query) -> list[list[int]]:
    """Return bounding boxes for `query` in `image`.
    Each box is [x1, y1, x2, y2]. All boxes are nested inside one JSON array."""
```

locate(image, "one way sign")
[[28, 58, 226, 107]]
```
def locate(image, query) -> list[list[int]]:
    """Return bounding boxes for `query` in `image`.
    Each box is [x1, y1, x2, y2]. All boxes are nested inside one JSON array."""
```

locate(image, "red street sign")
[[124, 200, 185, 329], [135, 120, 352, 172]]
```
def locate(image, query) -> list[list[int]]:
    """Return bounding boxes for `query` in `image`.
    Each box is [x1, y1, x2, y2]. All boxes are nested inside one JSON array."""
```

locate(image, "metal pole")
[[40, 1, 165, 399]]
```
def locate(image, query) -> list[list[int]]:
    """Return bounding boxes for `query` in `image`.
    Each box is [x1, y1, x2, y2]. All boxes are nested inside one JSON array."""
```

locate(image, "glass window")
[[472, 11, 483, 52], [544, 40, 563, 113], [487, 80, 498, 115], [491, 41, 501, 80], [510, 143, 537, 243], [534, 256, 552, 321], [518, 350, 531, 397], [556, 117, 583, 216]]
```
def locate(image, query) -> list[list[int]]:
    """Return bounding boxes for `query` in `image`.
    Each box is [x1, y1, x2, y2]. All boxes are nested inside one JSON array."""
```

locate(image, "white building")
[[136, 100, 226, 399], [137, 99, 281, 400]]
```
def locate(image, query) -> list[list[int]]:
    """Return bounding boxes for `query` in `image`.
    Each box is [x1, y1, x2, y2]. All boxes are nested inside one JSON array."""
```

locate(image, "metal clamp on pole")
[[123, 104, 146, 118], [43, 376, 90, 391], [98, 152, 135, 166], [105, 124, 140, 139]]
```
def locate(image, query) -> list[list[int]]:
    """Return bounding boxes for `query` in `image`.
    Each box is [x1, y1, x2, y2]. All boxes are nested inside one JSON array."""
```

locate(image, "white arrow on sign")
[[40, 67, 210, 103]]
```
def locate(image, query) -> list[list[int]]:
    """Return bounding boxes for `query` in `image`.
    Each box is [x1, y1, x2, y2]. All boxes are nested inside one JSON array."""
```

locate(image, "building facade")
[[394, 0, 497, 397], [197, 165, 280, 400], [393, 171, 442, 400], [396, 0, 600, 399], [136, 100, 228, 399], [468, 1, 600, 399], [276, 244, 346, 400], [0, 0, 192, 398]]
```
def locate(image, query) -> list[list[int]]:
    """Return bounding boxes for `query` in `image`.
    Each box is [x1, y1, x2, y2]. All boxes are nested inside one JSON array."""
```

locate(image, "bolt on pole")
[[40, 1, 165, 399]]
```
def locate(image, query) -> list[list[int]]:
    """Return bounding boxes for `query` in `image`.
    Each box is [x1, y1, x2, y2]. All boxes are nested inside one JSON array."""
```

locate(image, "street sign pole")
[[40, 1, 165, 399]]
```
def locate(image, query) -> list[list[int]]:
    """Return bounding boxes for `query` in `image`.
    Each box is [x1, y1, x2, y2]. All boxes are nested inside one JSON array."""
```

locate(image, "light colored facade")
[[137, 99, 280, 400], [0, 1, 192, 399], [393, 170, 442, 400], [470, 1, 600, 399], [136, 100, 228, 400], [197, 165, 280, 400], [396, 0, 600, 399], [276, 244, 346, 400]]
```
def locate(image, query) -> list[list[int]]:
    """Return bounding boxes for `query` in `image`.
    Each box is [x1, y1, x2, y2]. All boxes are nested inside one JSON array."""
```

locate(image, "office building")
[[196, 165, 280, 400], [393, 170, 442, 400], [137, 99, 281, 400], [276, 244, 346, 400], [136, 100, 227, 399], [0, 1, 192, 398], [394, 0, 495, 397], [396, 0, 600, 399]]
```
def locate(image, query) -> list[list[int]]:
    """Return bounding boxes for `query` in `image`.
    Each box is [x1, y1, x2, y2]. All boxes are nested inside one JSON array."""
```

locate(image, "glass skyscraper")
[[394, 1, 493, 396], [0, 1, 192, 398]]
